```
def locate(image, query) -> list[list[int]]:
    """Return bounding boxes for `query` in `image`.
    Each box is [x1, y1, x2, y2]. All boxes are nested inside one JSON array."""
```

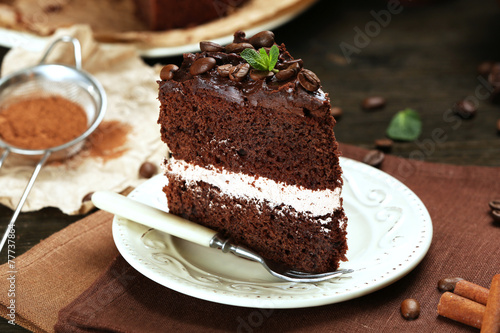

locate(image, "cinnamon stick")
[[455, 280, 490, 305], [437, 292, 486, 329], [481, 274, 500, 333]]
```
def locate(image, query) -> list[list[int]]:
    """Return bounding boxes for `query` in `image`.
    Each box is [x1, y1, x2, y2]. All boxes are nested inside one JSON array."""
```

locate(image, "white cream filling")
[[166, 158, 342, 217]]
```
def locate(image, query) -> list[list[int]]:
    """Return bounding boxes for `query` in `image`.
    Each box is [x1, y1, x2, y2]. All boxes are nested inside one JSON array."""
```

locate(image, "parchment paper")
[[0, 25, 167, 215]]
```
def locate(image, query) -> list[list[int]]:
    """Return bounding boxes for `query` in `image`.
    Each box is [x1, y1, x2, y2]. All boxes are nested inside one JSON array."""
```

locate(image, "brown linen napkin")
[[1, 144, 499, 332], [0, 210, 118, 332]]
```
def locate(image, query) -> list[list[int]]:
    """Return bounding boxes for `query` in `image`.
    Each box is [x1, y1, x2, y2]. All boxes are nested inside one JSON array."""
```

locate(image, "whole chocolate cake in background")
[[133, 0, 250, 31], [157, 30, 348, 273]]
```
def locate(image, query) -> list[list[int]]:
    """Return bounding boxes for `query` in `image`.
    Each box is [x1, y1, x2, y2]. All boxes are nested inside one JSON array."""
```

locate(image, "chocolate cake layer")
[[165, 174, 348, 273]]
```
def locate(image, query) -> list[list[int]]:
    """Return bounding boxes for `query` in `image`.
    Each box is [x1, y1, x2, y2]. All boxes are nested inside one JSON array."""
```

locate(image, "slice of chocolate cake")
[[157, 30, 347, 273]]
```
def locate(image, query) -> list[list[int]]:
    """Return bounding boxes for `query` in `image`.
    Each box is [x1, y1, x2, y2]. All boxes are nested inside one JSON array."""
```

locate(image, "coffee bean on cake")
[[249, 31, 275, 48], [298, 69, 320, 91], [160, 64, 179, 80], [199, 41, 225, 52], [229, 63, 250, 82], [217, 64, 233, 77], [276, 59, 303, 70], [275, 67, 296, 81], [249, 69, 272, 81], [190, 57, 216, 75], [225, 42, 254, 54]]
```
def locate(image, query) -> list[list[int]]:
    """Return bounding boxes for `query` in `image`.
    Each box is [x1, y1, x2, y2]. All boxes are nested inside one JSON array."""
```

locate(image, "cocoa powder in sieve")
[[0, 95, 88, 150]]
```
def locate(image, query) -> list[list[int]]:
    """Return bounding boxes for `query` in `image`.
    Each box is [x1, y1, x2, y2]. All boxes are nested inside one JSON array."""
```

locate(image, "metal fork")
[[92, 191, 353, 283]]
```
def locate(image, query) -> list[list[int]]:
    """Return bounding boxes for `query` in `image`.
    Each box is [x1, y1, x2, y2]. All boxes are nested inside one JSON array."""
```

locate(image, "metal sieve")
[[0, 36, 107, 252]]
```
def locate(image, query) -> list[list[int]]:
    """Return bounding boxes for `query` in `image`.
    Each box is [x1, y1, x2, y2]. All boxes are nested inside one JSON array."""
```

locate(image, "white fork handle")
[[92, 191, 217, 247]]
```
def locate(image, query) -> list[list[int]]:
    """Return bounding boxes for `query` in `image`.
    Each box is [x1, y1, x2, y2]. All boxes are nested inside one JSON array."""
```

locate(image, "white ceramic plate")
[[112, 157, 432, 309], [0, 1, 316, 57]]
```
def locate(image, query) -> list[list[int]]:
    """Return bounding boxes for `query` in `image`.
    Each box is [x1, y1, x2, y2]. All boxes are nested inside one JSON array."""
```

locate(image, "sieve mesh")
[[0, 63, 105, 156], [0, 65, 100, 129]]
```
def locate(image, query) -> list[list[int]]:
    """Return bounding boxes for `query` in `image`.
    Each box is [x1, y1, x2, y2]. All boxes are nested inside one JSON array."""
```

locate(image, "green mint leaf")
[[240, 48, 268, 71], [259, 48, 270, 70], [386, 108, 422, 141], [241, 46, 280, 72], [268, 45, 279, 71]]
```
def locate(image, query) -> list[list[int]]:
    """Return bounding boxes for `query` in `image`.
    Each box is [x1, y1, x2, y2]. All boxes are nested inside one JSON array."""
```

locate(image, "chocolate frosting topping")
[[159, 31, 331, 118]]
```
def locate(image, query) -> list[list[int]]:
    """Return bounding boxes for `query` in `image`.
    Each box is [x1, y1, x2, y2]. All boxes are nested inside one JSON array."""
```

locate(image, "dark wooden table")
[[1, 0, 499, 331]]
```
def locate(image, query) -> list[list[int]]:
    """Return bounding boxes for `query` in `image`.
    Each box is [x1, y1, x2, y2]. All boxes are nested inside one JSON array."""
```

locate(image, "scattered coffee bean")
[[199, 41, 225, 52], [217, 64, 233, 77], [249, 69, 272, 81], [160, 64, 179, 80], [488, 63, 500, 87], [453, 100, 477, 119], [139, 162, 158, 178], [489, 200, 500, 211], [82, 192, 94, 203], [361, 96, 386, 110], [330, 106, 343, 118], [400, 298, 420, 320], [362, 149, 385, 167], [229, 63, 250, 82], [190, 57, 216, 76], [492, 210, 500, 222], [477, 61, 495, 76], [488, 63, 500, 103], [437, 277, 464, 292], [225, 42, 254, 54], [275, 68, 296, 81], [237, 148, 247, 156], [249, 31, 275, 48], [298, 69, 320, 91], [374, 138, 393, 153], [82, 192, 93, 202]]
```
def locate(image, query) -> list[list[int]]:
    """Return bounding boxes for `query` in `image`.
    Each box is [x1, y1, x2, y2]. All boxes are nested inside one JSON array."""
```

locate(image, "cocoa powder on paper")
[[85, 120, 131, 161]]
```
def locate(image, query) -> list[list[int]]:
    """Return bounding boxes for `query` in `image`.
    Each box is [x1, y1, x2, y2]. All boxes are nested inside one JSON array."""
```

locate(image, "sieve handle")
[[0, 151, 52, 253], [39, 36, 82, 71], [0, 148, 10, 169]]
